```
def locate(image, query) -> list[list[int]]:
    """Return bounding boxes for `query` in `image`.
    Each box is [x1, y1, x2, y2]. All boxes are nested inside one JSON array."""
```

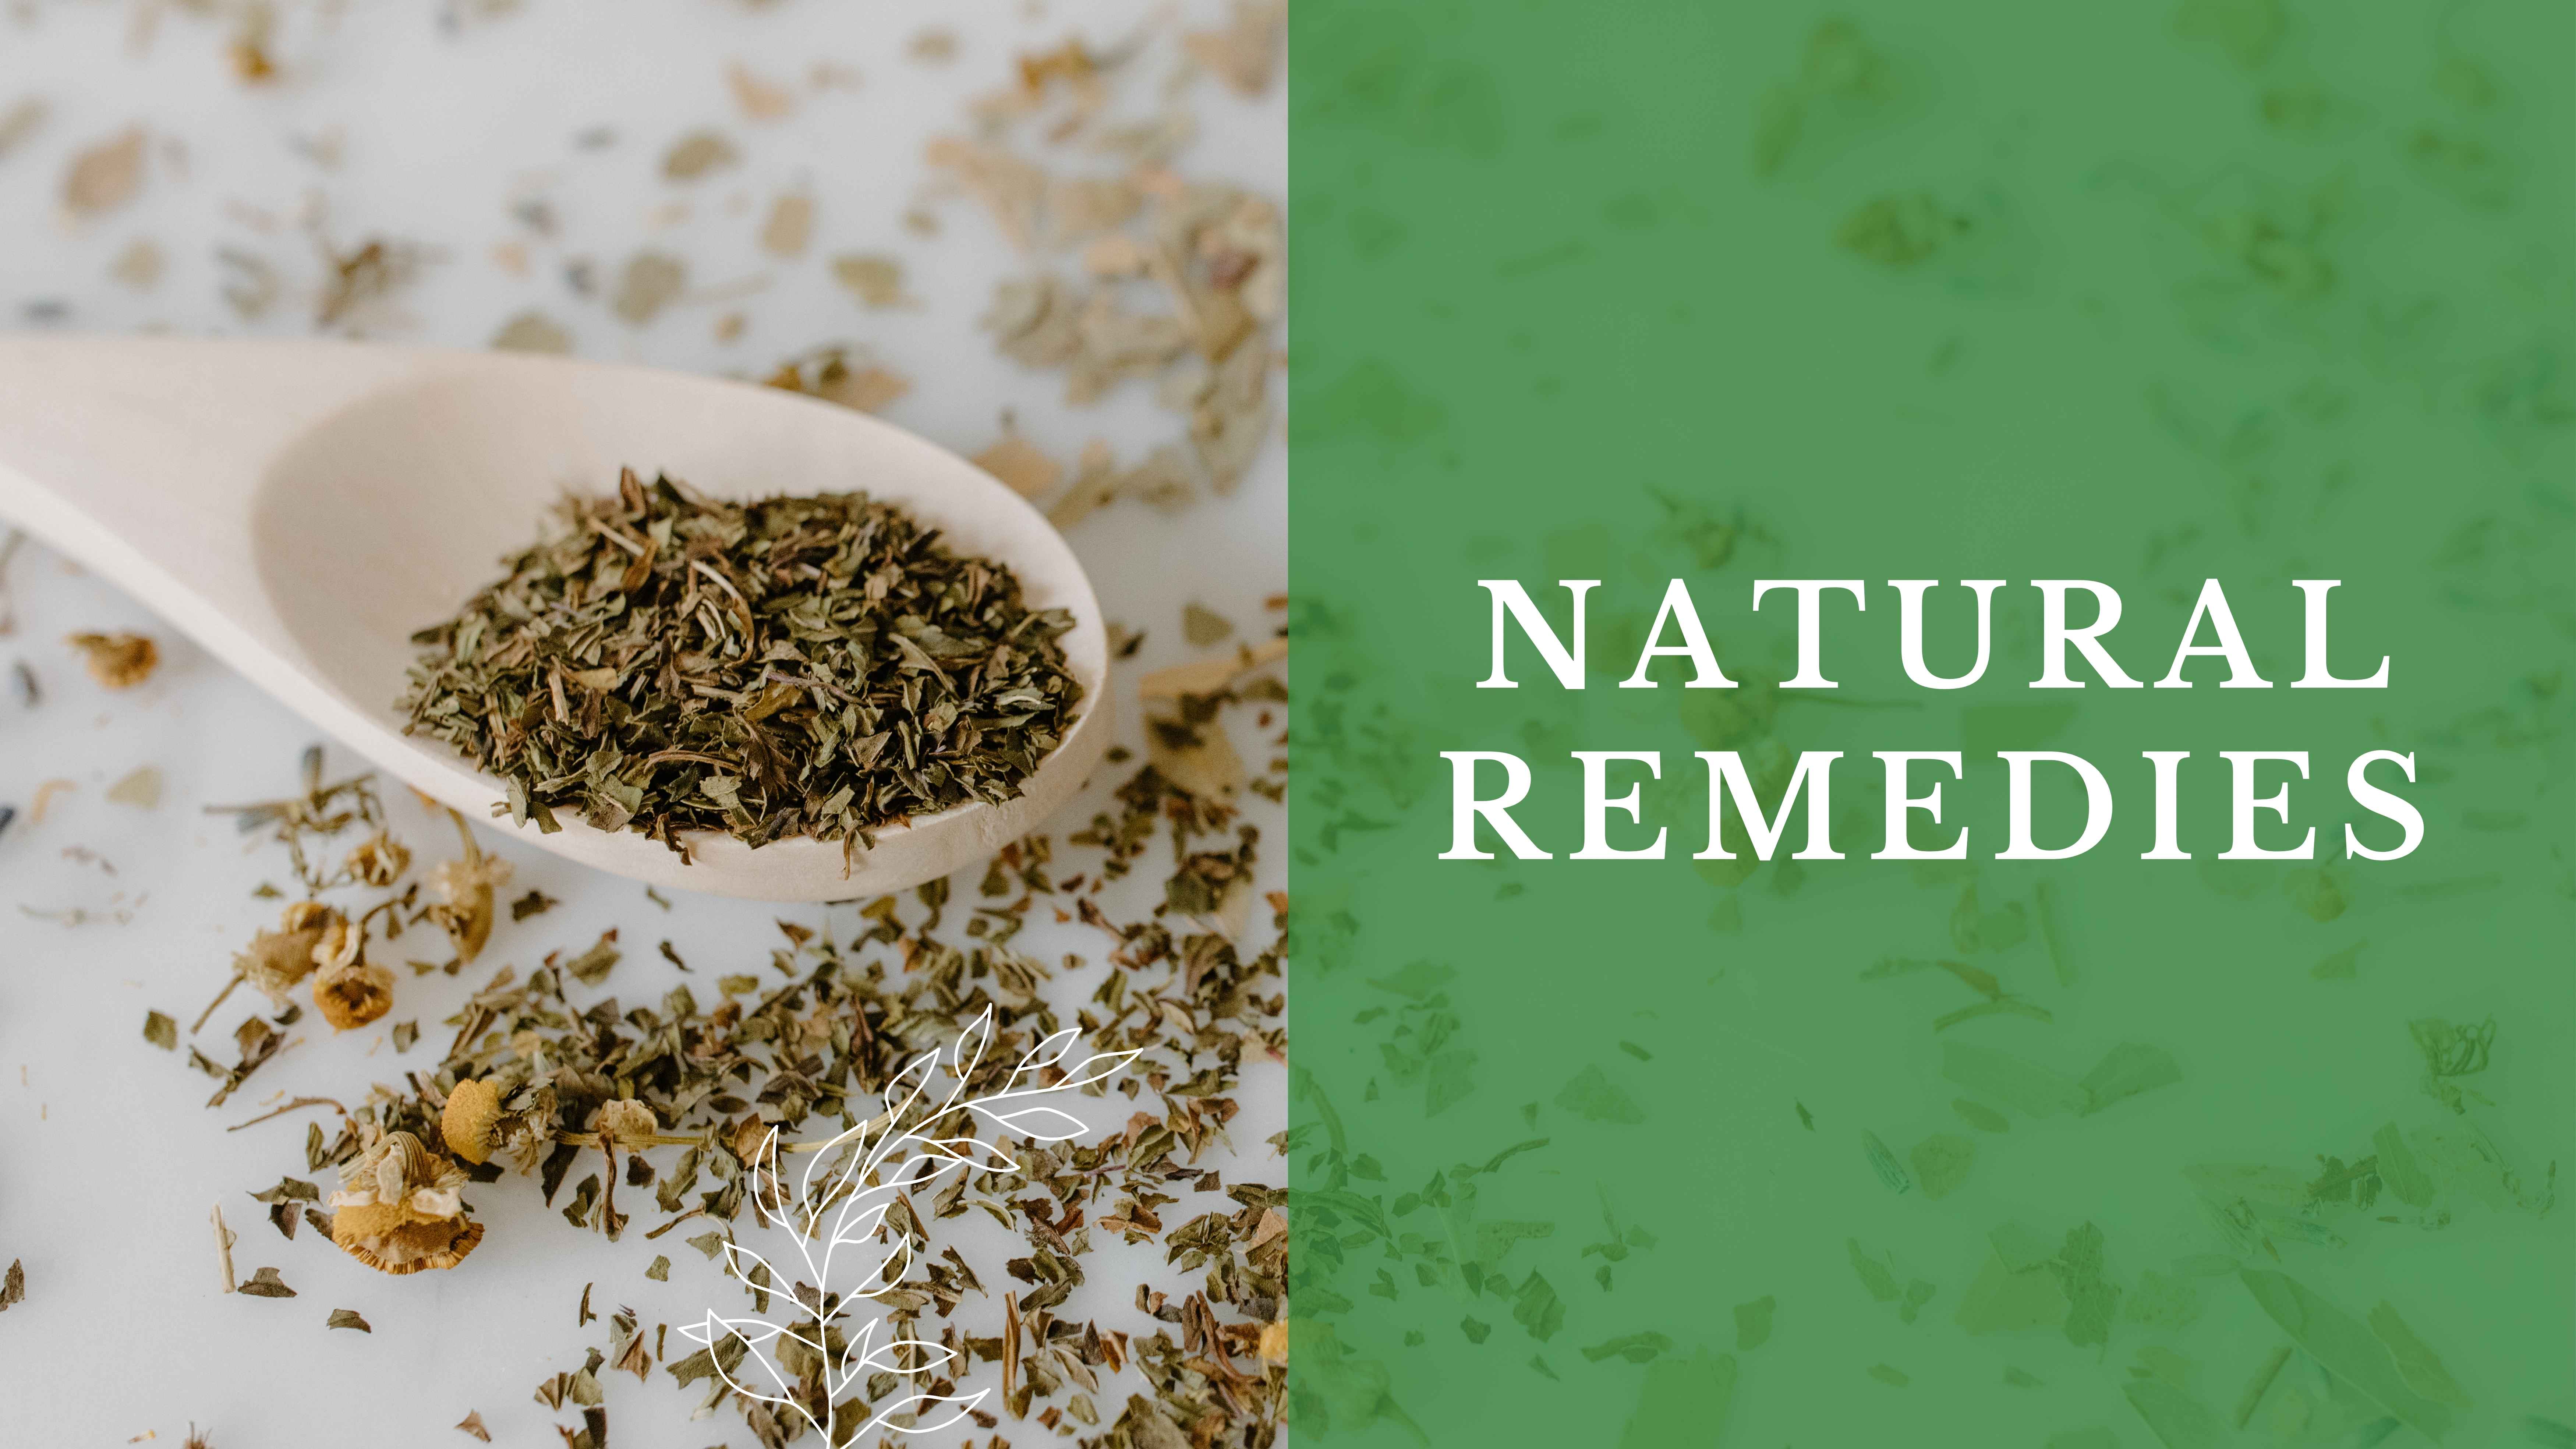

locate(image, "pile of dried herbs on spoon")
[[401, 468, 1083, 855]]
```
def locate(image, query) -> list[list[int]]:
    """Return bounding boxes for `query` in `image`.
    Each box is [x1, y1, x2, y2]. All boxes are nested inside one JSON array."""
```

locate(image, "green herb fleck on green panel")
[[1861, 1130, 1912, 1194], [2410, 1016, 2497, 1112], [2079, 1044, 2183, 1116], [2239, 1270, 2453, 1441], [1733, 1295, 1774, 1350], [1849, 1238, 1902, 1303], [1513, 1270, 1564, 1341], [1910, 1134, 1975, 1199], [2525, 1417, 2576, 1448], [1581, 1332, 1672, 1364], [1616, 1349, 1736, 1448], [1554, 1064, 1644, 1124], [1956, 1251, 2069, 1336], [2123, 1378, 2227, 1449], [2367, 1301, 2473, 1410], [2055, 1223, 2120, 1348], [1943, 1040, 2088, 1117], [2034, 880, 2074, 985], [1849, 1239, 1936, 1324], [2373, 1123, 2436, 1207], [2123, 1270, 2201, 1331], [1952, 1097, 2011, 1133]]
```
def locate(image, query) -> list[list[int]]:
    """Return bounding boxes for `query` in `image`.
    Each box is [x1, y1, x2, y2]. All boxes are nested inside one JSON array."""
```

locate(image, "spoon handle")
[[0, 333, 443, 667]]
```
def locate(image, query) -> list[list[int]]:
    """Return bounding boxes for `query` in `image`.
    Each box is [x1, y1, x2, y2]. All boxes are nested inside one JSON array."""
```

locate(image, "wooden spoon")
[[0, 335, 1110, 901]]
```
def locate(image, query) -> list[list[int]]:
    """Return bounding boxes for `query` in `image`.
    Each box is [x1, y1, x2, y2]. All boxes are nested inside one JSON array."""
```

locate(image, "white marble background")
[[0, 2, 1284, 1442]]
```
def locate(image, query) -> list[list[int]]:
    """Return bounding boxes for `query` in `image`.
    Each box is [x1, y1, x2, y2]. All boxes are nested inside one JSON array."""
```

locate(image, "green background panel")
[[1291, 1, 2572, 1445]]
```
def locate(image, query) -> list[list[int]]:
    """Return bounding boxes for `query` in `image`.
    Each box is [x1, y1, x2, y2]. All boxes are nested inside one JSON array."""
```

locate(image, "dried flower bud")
[[442, 1077, 504, 1166], [313, 952, 394, 1031], [329, 1130, 482, 1275], [428, 851, 511, 964], [66, 630, 159, 689], [233, 902, 338, 1007], [344, 830, 410, 887], [591, 1098, 658, 1148], [311, 914, 365, 973]]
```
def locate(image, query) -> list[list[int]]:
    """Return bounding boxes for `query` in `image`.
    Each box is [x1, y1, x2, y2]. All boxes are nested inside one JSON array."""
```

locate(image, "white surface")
[[0, 4, 1283, 1442], [0, 336, 1115, 901]]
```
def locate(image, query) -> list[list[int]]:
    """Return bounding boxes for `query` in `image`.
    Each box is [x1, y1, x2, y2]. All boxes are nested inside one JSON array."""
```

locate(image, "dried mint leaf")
[[238, 1266, 297, 1298]]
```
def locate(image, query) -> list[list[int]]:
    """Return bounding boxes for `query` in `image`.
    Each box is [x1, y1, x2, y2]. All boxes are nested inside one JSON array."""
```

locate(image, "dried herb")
[[327, 1308, 372, 1332], [202, 746, 393, 894], [238, 1266, 297, 1298], [63, 125, 146, 216], [106, 764, 162, 808], [399, 470, 1083, 854], [0, 1258, 21, 1311], [764, 345, 911, 414], [204, 594, 1277, 1443], [66, 630, 158, 688]]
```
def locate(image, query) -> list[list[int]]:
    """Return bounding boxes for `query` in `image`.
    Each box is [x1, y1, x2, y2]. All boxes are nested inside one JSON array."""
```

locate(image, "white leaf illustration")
[[858, 1337, 961, 1374], [679, 1017, 1131, 1439], [969, 1102, 1090, 1141], [1009, 1025, 1082, 1085]]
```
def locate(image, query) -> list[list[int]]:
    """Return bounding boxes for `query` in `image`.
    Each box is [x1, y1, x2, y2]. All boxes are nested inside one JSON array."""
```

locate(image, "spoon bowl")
[[0, 335, 1110, 901]]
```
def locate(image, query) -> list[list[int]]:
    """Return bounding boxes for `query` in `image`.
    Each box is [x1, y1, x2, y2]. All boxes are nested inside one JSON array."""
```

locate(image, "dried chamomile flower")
[[425, 811, 510, 964], [314, 959, 394, 1030], [311, 921, 394, 1031], [442, 1075, 548, 1173], [343, 830, 409, 887], [244, 901, 336, 1002], [311, 912, 364, 972], [329, 1130, 482, 1275], [197, 899, 339, 1031], [441, 1077, 505, 1165], [66, 630, 159, 688], [590, 1098, 658, 1148]]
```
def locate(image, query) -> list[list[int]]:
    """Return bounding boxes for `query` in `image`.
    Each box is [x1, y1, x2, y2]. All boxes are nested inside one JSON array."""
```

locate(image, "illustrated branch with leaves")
[[678, 1006, 1137, 1442]]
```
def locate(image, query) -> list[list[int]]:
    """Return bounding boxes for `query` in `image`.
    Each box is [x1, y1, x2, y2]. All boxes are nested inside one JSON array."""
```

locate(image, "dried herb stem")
[[225, 1096, 350, 1132]]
